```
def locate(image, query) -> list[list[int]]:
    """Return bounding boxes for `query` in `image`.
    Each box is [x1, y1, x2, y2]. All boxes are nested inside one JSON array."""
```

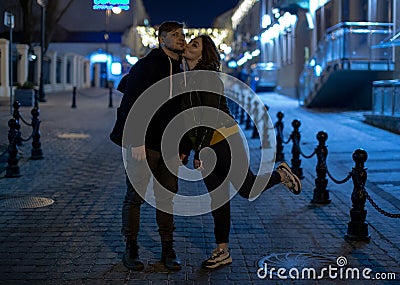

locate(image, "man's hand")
[[179, 153, 189, 165], [193, 159, 203, 170], [131, 145, 146, 161]]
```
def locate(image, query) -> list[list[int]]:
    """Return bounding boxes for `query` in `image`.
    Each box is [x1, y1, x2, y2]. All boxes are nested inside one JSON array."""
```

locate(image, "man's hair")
[[158, 21, 184, 37]]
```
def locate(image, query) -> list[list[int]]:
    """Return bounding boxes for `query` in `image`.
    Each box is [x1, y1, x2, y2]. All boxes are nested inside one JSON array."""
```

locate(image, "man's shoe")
[[277, 162, 302, 195], [122, 241, 144, 271], [161, 241, 181, 270], [202, 247, 232, 269]]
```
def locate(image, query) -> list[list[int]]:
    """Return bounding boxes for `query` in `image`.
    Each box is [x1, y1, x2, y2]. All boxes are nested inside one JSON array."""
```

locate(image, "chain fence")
[[273, 112, 400, 220]]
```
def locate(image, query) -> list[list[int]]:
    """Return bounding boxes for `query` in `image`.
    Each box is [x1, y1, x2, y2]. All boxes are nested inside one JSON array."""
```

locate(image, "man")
[[111, 21, 188, 271]]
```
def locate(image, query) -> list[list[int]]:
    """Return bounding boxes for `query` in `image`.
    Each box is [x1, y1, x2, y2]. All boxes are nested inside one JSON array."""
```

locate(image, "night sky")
[[142, 0, 240, 27]]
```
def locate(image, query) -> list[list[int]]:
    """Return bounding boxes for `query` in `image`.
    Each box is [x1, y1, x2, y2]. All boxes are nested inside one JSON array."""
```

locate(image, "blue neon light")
[[93, 0, 130, 10]]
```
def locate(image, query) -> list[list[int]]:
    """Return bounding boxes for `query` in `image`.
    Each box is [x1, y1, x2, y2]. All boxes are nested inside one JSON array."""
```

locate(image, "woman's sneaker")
[[277, 162, 302, 195], [202, 248, 232, 269]]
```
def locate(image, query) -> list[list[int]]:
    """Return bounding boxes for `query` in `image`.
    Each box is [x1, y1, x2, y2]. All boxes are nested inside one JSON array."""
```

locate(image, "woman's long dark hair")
[[193, 35, 221, 72]]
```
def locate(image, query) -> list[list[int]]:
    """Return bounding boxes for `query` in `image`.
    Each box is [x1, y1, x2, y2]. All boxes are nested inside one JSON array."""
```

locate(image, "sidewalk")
[[0, 88, 399, 284]]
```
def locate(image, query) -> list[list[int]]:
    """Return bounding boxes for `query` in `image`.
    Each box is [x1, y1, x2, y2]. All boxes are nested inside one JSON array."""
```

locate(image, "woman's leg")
[[216, 133, 268, 199], [218, 133, 283, 199], [201, 141, 233, 268], [201, 142, 231, 245]]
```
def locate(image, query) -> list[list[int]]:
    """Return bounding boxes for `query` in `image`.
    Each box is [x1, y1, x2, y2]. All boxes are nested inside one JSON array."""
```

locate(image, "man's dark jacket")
[[110, 48, 190, 155]]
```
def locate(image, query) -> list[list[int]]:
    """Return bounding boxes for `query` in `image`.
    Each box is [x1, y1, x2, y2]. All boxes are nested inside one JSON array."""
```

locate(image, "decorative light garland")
[[231, 0, 259, 29], [136, 26, 231, 53], [136, 26, 158, 48]]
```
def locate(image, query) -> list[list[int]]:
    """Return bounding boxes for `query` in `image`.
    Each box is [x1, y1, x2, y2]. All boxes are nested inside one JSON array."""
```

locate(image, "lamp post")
[[37, 0, 48, 102], [105, 9, 111, 87], [4, 11, 14, 114], [104, 6, 121, 88]]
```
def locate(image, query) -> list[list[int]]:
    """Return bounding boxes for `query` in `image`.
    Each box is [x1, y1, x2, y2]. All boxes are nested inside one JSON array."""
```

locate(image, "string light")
[[231, 0, 259, 29], [135, 26, 231, 52]]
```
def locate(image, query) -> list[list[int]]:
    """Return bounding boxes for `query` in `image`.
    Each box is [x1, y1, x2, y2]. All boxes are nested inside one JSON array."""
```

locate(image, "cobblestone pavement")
[[0, 89, 399, 284]]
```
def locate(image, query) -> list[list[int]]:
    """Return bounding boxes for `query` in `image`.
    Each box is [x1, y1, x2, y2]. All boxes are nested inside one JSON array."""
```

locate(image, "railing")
[[299, 22, 394, 105], [225, 86, 400, 241], [372, 80, 400, 116]]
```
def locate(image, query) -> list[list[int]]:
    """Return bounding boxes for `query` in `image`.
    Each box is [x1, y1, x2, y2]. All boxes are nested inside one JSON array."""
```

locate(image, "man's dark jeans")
[[122, 149, 179, 242]]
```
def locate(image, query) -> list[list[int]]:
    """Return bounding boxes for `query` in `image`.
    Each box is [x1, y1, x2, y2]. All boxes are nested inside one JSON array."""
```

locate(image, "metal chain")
[[282, 133, 291, 144], [295, 137, 316, 159], [364, 188, 400, 218], [20, 134, 33, 142], [326, 167, 352, 184], [18, 114, 32, 127], [300, 148, 316, 159], [20, 121, 41, 142], [274, 125, 291, 144]]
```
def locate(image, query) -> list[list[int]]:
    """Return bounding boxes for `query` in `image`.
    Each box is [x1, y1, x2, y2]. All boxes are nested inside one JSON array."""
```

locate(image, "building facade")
[[0, 0, 234, 104], [0, 0, 149, 101], [229, 0, 396, 109]]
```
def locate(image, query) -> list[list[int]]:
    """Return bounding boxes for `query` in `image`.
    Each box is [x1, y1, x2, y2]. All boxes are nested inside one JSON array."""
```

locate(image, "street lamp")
[[4, 11, 14, 114], [104, 9, 111, 87], [37, 0, 48, 102], [104, 7, 122, 88]]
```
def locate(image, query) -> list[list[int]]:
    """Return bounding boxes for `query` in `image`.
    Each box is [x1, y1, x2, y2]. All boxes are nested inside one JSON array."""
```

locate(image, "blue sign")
[[93, 0, 130, 10]]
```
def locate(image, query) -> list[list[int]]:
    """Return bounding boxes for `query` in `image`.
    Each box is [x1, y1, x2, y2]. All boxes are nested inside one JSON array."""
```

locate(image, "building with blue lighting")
[[228, 0, 396, 113], [0, 0, 149, 101]]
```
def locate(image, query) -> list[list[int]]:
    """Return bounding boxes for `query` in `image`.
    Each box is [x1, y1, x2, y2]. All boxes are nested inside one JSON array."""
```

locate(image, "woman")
[[182, 35, 302, 269]]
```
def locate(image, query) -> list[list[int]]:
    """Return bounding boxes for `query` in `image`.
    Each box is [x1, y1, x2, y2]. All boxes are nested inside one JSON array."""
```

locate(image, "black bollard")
[[311, 131, 331, 204], [275, 111, 285, 162], [12, 101, 21, 119], [234, 92, 239, 120], [251, 100, 260, 139], [345, 149, 371, 242], [239, 93, 245, 125], [12, 101, 22, 146], [108, 87, 113, 108], [5, 119, 21, 178], [71, 86, 77, 108], [245, 96, 252, 130], [225, 91, 235, 118], [262, 104, 271, 148], [34, 88, 39, 108], [290, 119, 304, 179], [30, 107, 44, 160], [232, 91, 240, 118]]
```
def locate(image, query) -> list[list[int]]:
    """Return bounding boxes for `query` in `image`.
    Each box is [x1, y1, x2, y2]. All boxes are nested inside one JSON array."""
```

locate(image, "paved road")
[[0, 88, 399, 284]]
